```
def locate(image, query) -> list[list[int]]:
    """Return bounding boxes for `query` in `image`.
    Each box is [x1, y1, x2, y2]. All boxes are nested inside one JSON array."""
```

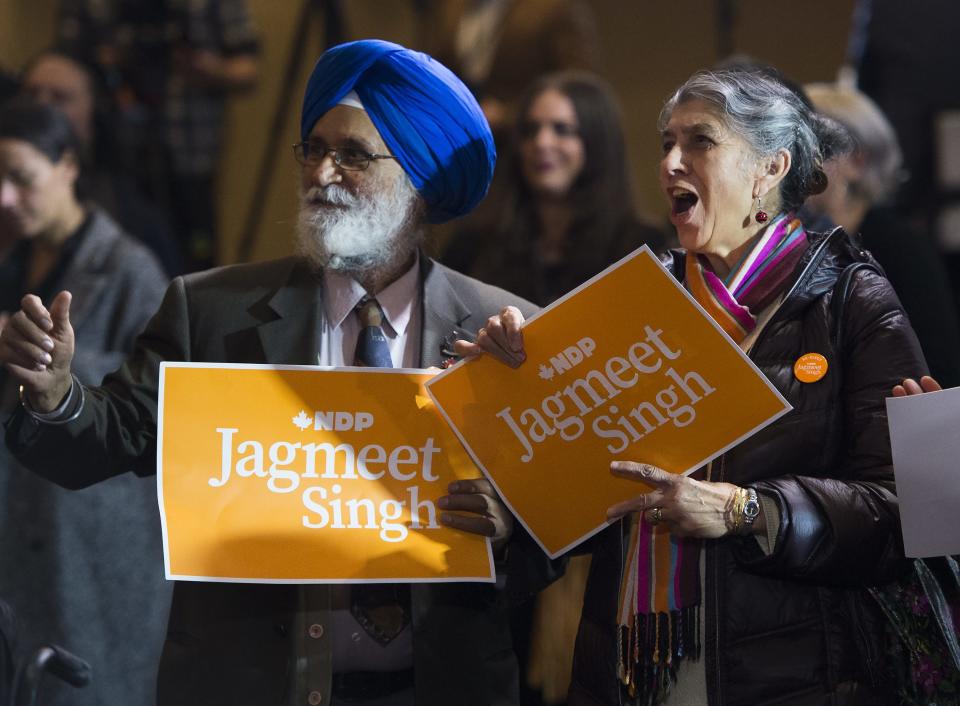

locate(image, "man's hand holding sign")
[[439, 479, 515, 553]]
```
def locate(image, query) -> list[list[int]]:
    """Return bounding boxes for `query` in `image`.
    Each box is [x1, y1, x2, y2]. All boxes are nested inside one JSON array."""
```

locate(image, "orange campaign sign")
[[158, 364, 494, 583], [426, 247, 791, 558]]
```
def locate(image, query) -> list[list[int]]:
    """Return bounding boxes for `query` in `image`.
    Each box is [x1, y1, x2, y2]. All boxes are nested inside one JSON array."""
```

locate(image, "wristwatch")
[[741, 487, 761, 534]]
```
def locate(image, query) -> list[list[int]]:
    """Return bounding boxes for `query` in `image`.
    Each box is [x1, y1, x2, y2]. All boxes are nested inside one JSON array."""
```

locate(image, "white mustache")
[[295, 171, 420, 276], [302, 185, 358, 209]]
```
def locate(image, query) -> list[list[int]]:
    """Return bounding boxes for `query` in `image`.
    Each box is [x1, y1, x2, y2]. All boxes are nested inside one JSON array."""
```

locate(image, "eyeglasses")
[[292, 142, 397, 171]]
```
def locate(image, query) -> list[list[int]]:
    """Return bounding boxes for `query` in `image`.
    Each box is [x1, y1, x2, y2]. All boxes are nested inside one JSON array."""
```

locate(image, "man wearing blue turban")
[[1, 40, 555, 706], [301, 38, 496, 225]]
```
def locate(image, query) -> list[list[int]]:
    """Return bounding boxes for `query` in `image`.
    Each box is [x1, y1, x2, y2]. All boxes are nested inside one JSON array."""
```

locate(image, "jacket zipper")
[[703, 228, 843, 705]]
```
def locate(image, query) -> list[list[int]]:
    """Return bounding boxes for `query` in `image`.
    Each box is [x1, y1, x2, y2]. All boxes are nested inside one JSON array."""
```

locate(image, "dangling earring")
[[754, 196, 768, 223]]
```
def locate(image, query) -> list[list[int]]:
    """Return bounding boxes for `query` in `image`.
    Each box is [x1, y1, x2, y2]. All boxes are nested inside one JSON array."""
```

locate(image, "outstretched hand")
[[453, 306, 527, 368], [607, 461, 746, 539], [438, 478, 515, 553], [0, 291, 75, 411], [892, 376, 942, 397]]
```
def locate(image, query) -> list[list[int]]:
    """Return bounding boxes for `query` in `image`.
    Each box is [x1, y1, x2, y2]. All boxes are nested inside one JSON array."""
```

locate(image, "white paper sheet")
[[886, 386, 960, 558]]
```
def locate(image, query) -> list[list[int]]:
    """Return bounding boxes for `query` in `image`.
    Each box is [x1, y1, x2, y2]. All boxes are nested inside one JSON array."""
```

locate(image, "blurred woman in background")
[[0, 98, 170, 706], [444, 70, 665, 306], [802, 81, 960, 388]]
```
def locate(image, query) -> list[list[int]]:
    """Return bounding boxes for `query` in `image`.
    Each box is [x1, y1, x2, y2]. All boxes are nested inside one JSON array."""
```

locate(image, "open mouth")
[[670, 188, 698, 216]]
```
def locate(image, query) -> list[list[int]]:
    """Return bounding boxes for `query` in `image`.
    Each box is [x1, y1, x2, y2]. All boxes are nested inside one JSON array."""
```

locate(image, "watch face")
[[744, 500, 761, 520]]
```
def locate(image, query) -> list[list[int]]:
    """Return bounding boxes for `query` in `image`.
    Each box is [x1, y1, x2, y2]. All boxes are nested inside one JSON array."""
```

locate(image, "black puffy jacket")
[[569, 229, 929, 706]]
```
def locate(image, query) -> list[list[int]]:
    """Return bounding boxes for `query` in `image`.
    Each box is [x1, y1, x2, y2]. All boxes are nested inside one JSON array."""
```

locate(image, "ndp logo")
[[538, 337, 597, 380], [293, 410, 374, 432]]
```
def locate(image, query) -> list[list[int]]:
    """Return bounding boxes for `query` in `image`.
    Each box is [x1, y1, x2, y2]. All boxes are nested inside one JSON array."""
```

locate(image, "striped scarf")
[[616, 214, 808, 704], [685, 214, 808, 343]]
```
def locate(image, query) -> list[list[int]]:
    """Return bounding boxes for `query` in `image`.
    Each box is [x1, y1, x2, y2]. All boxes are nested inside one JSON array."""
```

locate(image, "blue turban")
[[300, 39, 495, 224]]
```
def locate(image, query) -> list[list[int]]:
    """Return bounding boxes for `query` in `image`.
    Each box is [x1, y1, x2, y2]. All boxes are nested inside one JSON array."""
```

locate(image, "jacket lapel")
[[419, 258, 475, 368], [240, 256, 472, 368], [57, 209, 118, 332], [241, 259, 324, 366]]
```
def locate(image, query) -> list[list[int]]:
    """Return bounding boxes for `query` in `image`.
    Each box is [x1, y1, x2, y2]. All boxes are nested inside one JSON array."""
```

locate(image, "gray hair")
[[659, 69, 840, 212], [804, 82, 903, 204]]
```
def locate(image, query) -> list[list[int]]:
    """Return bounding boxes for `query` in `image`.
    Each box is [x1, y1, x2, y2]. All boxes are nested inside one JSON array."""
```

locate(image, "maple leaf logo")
[[538, 363, 555, 381], [292, 410, 312, 430]]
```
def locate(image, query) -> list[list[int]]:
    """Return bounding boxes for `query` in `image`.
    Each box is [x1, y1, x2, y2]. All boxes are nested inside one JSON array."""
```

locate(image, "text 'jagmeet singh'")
[[497, 326, 716, 462]]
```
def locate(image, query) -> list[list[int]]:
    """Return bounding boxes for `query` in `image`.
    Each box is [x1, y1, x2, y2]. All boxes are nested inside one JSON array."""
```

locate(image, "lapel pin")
[[440, 330, 465, 359], [794, 352, 828, 383]]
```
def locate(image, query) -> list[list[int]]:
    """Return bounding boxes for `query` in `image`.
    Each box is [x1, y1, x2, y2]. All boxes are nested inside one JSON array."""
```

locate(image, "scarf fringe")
[[618, 607, 701, 705]]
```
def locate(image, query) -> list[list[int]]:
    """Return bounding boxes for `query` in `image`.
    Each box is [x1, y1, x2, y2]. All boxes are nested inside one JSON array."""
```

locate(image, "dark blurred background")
[[0, 0, 861, 265]]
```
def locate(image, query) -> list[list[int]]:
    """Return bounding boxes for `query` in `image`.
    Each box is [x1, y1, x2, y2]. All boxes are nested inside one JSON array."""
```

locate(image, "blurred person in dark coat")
[[21, 49, 182, 275], [802, 81, 960, 388], [0, 98, 169, 706], [57, 0, 260, 270]]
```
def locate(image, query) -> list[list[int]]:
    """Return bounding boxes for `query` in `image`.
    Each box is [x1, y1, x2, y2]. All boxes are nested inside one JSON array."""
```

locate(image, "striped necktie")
[[354, 297, 393, 368], [350, 296, 409, 644]]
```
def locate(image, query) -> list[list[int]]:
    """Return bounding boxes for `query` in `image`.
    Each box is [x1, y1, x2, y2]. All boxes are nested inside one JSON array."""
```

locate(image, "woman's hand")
[[453, 305, 527, 367], [607, 461, 759, 539], [892, 375, 942, 396]]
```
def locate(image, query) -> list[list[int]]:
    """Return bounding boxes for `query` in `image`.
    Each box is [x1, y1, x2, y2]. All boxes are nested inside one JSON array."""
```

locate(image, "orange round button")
[[794, 353, 828, 383]]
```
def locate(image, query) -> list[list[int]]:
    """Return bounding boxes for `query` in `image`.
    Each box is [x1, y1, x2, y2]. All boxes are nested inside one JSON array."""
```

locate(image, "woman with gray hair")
[[803, 81, 960, 388], [467, 68, 928, 704]]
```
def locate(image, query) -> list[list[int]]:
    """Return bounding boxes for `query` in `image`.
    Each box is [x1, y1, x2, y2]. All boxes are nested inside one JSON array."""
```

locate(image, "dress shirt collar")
[[322, 254, 420, 335]]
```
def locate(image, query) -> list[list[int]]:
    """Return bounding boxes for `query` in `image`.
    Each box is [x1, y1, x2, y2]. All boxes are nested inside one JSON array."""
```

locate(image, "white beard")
[[295, 175, 420, 278]]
